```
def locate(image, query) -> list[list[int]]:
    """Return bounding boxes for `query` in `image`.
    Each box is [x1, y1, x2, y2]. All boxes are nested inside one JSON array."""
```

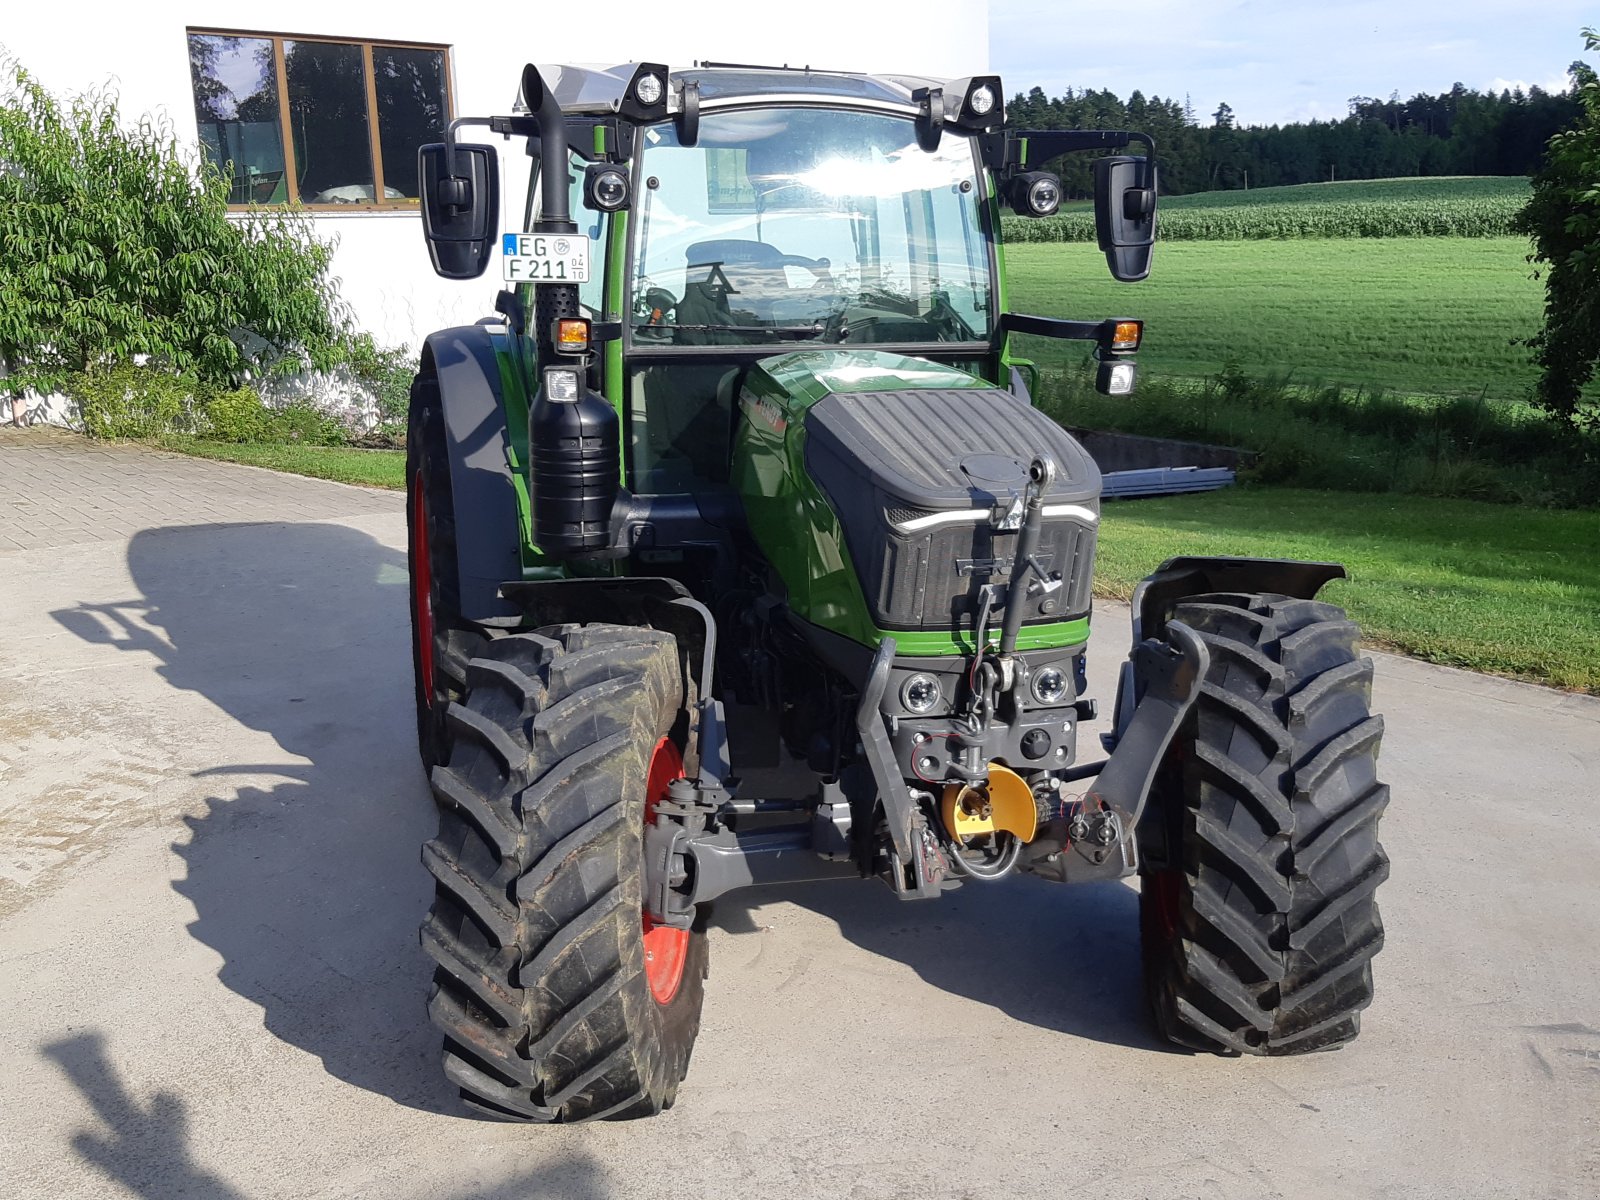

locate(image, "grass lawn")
[[1096, 487, 1600, 692], [155, 436, 406, 489], [1006, 237, 1542, 399]]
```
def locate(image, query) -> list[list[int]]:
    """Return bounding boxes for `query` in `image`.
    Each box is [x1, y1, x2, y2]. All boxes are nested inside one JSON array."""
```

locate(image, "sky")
[[989, 1, 1596, 127]]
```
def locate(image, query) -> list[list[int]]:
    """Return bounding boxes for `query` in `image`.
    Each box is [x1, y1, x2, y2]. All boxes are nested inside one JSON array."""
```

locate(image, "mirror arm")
[[444, 117, 498, 182], [1128, 132, 1156, 188], [1004, 129, 1158, 181]]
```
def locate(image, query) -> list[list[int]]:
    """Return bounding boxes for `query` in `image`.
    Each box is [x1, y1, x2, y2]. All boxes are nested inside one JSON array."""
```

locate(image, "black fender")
[[421, 325, 523, 622], [1130, 555, 1347, 645], [1112, 556, 1348, 742]]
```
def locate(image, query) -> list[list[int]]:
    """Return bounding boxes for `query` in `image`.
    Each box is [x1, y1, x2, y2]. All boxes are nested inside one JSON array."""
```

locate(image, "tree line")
[[1008, 77, 1586, 195]]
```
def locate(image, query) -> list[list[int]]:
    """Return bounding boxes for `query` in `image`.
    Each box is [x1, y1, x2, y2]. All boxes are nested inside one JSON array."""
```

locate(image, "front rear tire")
[[1139, 593, 1389, 1055], [421, 623, 709, 1120]]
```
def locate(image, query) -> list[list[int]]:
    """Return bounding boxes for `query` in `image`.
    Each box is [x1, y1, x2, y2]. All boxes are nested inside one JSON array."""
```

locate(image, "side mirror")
[[419, 142, 500, 280], [1093, 155, 1157, 282]]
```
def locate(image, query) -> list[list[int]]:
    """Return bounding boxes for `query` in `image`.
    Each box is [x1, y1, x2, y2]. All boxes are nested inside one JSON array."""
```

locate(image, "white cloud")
[[1485, 75, 1573, 95]]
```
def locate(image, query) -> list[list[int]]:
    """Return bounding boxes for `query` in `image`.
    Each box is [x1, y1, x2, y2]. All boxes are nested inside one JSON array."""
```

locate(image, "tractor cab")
[[418, 63, 1156, 507]]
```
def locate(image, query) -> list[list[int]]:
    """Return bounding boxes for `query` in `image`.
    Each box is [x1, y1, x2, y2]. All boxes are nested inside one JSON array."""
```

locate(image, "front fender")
[[1111, 556, 1347, 746], [423, 325, 523, 622]]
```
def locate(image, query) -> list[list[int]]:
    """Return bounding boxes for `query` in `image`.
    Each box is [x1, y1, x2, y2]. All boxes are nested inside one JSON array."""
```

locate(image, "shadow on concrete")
[[51, 517, 1166, 1137], [712, 871, 1173, 1055], [44, 1032, 246, 1200], [44, 1031, 614, 1199], [52, 521, 457, 1116]]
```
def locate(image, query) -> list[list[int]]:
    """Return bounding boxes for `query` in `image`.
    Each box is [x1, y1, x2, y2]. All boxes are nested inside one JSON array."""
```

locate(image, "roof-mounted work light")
[[957, 75, 1004, 128], [619, 63, 670, 120]]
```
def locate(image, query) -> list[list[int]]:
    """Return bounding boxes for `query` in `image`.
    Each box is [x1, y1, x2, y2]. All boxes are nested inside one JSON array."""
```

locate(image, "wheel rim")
[[642, 737, 690, 1005], [411, 471, 436, 701]]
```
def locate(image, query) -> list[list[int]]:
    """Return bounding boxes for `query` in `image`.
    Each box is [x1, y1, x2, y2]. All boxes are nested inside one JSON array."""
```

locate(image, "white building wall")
[[3, 3, 990, 354]]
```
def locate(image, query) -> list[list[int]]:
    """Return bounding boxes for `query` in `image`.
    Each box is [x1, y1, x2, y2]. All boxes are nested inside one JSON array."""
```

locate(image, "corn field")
[[1004, 176, 1528, 242]]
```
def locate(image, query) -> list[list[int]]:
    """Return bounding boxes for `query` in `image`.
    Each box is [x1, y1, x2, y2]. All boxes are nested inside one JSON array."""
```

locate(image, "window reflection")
[[187, 33, 287, 204], [374, 46, 448, 199], [186, 31, 451, 207], [284, 40, 377, 203]]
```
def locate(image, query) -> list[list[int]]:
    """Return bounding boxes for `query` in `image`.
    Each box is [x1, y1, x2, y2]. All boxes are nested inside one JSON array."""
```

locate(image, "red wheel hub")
[[412, 472, 436, 700], [642, 737, 690, 1005]]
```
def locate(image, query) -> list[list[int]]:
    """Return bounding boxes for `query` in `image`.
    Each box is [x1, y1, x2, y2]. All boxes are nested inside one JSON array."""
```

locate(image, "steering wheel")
[[773, 254, 831, 274]]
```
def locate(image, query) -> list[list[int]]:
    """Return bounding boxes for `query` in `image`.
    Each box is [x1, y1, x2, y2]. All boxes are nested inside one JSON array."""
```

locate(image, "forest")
[[1008, 77, 1584, 195]]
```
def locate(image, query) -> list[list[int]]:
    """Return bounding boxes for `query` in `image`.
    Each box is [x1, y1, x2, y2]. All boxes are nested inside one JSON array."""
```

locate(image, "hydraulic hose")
[[997, 456, 1056, 654]]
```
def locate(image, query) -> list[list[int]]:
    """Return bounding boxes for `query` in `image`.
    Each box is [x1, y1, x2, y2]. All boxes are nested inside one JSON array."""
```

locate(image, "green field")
[[1004, 175, 1528, 241], [1156, 176, 1527, 210], [1096, 488, 1600, 692], [1007, 237, 1541, 398]]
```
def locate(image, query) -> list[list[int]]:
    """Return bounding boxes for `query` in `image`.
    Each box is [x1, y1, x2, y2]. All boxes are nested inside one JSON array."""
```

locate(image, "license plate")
[[501, 233, 590, 283]]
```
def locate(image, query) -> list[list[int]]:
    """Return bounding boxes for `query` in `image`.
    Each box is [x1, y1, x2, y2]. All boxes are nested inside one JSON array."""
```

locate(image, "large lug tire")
[[1138, 593, 1389, 1056], [420, 623, 709, 1121], [407, 370, 487, 770]]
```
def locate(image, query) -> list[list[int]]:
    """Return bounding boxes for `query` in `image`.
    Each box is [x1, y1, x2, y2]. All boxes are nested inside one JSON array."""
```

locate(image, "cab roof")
[[525, 62, 964, 117]]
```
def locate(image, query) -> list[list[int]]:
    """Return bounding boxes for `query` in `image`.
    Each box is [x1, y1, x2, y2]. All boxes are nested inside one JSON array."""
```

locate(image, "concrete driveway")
[[2, 428, 1597, 1200]]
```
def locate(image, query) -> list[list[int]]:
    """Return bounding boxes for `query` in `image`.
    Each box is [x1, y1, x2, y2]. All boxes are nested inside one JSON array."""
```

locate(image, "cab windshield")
[[631, 108, 992, 347]]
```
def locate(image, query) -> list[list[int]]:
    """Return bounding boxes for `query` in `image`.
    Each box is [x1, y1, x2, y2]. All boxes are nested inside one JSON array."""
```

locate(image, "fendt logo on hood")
[[743, 394, 788, 434]]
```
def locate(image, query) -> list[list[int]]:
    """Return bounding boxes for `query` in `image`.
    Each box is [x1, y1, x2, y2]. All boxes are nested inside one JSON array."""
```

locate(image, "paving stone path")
[[0, 427, 396, 551]]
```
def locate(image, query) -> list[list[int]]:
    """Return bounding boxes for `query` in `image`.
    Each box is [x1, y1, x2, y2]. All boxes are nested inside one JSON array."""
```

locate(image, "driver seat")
[[685, 239, 793, 321]]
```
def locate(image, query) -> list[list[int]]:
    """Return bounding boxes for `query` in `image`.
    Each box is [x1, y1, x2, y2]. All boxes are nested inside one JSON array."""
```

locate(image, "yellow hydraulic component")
[[940, 762, 1038, 844]]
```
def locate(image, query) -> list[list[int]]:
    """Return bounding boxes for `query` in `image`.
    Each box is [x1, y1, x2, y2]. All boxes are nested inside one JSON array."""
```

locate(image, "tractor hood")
[[734, 350, 1102, 645]]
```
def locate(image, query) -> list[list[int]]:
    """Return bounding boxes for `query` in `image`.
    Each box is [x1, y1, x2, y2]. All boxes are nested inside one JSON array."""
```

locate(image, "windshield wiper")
[[634, 323, 825, 341]]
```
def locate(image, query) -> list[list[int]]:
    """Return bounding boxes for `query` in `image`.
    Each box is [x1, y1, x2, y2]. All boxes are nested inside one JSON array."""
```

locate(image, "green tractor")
[[406, 62, 1390, 1122]]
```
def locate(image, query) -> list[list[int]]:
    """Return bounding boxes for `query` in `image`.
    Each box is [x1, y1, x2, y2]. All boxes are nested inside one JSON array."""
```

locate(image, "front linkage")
[[634, 473, 1233, 921]]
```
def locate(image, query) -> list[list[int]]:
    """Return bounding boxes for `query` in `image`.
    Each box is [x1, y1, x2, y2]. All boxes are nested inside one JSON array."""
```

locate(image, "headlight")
[[634, 73, 664, 106], [1097, 361, 1137, 396], [1031, 666, 1068, 705], [543, 367, 580, 403], [901, 673, 942, 714], [1027, 175, 1062, 216], [967, 85, 996, 117], [584, 164, 631, 212]]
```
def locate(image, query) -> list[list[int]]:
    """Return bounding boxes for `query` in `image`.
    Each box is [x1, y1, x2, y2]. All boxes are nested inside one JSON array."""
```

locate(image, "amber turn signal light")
[[1111, 320, 1142, 352], [554, 317, 590, 354]]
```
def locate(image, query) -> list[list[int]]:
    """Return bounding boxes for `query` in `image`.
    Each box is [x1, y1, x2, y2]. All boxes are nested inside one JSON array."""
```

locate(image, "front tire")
[[1139, 593, 1389, 1055], [420, 623, 709, 1120]]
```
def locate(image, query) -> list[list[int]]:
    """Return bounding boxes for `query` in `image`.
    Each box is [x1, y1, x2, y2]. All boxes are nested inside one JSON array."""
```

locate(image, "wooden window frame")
[[187, 26, 455, 212]]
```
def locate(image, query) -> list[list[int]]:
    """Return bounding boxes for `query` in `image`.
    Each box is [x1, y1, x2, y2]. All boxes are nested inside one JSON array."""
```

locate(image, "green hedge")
[[68, 362, 343, 444]]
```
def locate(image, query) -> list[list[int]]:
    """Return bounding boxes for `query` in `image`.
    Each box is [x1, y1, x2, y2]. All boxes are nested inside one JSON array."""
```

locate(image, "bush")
[[345, 336, 416, 439], [1514, 30, 1600, 429], [69, 363, 196, 439], [64, 360, 348, 447], [0, 55, 350, 400], [1036, 361, 1600, 508], [257, 402, 345, 446], [197, 386, 269, 442]]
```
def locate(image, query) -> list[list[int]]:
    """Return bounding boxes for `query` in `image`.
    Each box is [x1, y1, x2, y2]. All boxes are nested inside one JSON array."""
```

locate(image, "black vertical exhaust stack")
[[520, 63, 620, 558], [520, 63, 581, 358]]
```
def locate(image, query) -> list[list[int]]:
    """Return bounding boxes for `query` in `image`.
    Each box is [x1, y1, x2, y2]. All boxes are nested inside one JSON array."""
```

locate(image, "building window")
[[186, 29, 452, 209]]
